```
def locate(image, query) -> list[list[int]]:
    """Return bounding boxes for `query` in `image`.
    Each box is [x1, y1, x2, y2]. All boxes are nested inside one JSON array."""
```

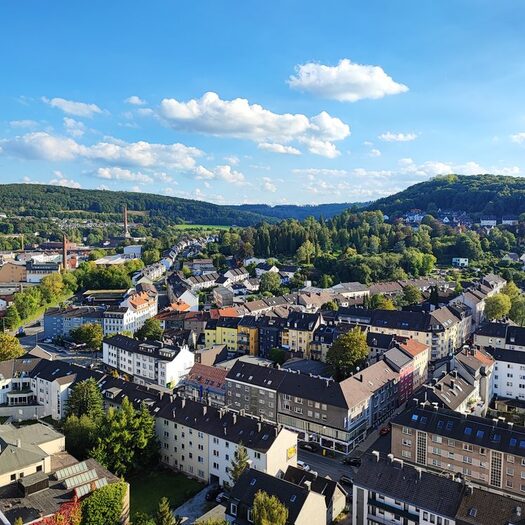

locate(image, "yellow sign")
[[287, 445, 297, 459]]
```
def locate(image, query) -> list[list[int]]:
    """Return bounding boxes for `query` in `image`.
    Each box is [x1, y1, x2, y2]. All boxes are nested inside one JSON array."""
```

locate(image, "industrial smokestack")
[[123, 205, 130, 238], [62, 234, 68, 271]]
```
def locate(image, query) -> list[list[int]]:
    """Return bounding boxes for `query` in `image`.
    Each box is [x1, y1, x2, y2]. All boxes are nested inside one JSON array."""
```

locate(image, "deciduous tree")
[[252, 490, 288, 525], [0, 333, 24, 360], [485, 293, 511, 320], [326, 327, 368, 380]]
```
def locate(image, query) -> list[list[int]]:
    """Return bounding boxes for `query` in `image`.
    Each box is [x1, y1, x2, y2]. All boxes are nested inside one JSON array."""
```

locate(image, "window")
[[230, 503, 238, 516], [247, 509, 253, 523]]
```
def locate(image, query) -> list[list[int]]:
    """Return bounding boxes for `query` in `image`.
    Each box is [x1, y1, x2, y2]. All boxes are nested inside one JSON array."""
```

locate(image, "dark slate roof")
[[476, 322, 509, 339], [216, 316, 241, 329], [456, 487, 525, 525], [237, 315, 258, 328], [367, 331, 395, 349], [284, 311, 321, 331], [486, 347, 525, 366], [371, 309, 430, 331], [313, 324, 339, 345], [156, 397, 280, 452], [282, 465, 345, 505], [416, 372, 474, 411], [0, 357, 41, 381], [97, 375, 163, 409], [354, 454, 464, 518], [226, 361, 286, 390], [103, 334, 184, 361], [278, 371, 346, 408], [506, 325, 525, 347], [393, 404, 525, 457], [29, 359, 102, 386], [229, 468, 309, 523]]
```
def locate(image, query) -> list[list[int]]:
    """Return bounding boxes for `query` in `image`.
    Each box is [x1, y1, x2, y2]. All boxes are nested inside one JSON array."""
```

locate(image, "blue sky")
[[1, 0, 525, 205]]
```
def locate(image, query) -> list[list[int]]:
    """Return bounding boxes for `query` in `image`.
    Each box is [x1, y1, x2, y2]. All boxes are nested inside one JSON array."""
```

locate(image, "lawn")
[[129, 470, 204, 516]]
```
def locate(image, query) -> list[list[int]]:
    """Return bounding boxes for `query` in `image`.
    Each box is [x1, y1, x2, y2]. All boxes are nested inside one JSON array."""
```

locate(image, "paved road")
[[298, 449, 356, 482]]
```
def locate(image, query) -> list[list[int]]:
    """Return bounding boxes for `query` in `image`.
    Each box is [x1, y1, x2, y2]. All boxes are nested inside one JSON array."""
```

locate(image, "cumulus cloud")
[[125, 95, 146, 106], [262, 177, 277, 192], [379, 131, 417, 142], [49, 171, 82, 188], [159, 91, 350, 157], [96, 167, 153, 183], [224, 155, 240, 165], [399, 158, 520, 177], [369, 148, 382, 157], [0, 132, 203, 170], [63, 117, 86, 138], [214, 165, 245, 185], [511, 132, 525, 144], [258, 142, 301, 155], [42, 97, 103, 117], [288, 59, 408, 102]]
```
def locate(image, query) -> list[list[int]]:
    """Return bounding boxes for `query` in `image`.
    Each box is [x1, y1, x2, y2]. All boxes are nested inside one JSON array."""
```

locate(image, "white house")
[[452, 257, 469, 267], [487, 347, 525, 401], [103, 334, 194, 388]]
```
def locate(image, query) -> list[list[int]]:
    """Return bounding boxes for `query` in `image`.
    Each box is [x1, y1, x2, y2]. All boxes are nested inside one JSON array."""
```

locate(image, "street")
[[298, 449, 356, 481]]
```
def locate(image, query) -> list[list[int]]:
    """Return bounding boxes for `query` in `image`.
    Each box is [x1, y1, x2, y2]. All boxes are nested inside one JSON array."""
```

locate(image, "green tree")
[[0, 333, 24, 360], [154, 497, 181, 525], [133, 512, 156, 525], [296, 240, 315, 265], [484, 293, 512, 321], [91, 398, 157, 476], [14, 287, 42, 319], [322, 300, 339, 311], [40, 273, 65, 303], [227, 443, 250, 485], [81, 481, 127, 525], [4, 306, 21, 330], [66, 378, 104, 420], [503, 281, 520, 300], [70, 323, 104, 350], [319, 274, 333, 288], [143, 249, 161, 266], [369, 294, 396, 310], [259, 272, 281, 294], [326, 327, 368, 380], [269, 347, 286, 365], [136, 318, 164, 341], [63, 414, 99, 459], [402, 285, 423, 305], [510, 296, 525, 326], [13, 518, 23, 525], [196, 520, 228, 525], [252, 490, 288, 525]]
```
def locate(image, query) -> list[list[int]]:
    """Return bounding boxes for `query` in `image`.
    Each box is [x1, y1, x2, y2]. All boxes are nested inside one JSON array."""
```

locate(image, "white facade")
[[452, 257, 469, 267], [492, 358, 525, 401], [103, 291, 158, 335]]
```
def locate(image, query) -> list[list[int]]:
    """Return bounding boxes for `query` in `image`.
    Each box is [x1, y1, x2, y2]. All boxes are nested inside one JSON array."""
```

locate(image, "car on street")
[[205, 487, 221, 501], [379, 425, 391, 436], [342, 457, 361, 467], [297, 460, 311, 471], [299, 442, 319, 453], [215, 492, 228, 504], [339, 475, 353, 487]]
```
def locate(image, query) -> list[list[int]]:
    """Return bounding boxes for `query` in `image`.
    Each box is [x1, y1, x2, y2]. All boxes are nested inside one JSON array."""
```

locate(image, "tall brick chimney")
[[62, 234, 68, 271], [123, 204, 130, 238]]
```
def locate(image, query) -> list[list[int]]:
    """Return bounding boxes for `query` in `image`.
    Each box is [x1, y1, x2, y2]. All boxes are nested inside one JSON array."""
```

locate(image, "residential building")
[[480, 216, 498, 227], [452, 257, 469, 268], [155, 397, 298, 486], [383, 347, 414, 404], [102, 334, 194, 388], [475, 323, 525, 352], [189, 258, 215, 275], [352, 452, 465, 525], [391, 403, 525, 499], [226, 468, 327, 525], [488, 347, 525, 401], [0, 261, 26, 283], [367, 331, 396, 363], [206, 316, 241, 351], [181, 363, 228, 406], [396, 338, 431, 391], [502, 216, 519, 226], [213, 286, 234, 308], [255, 262, 279, 278], [257, 315, 286, 357], [237, 315, 259, 356], [26, 261, 61, 283], [43, 306, 104, 340], [166, 281, 199, 311], [281, 312, 323, 357]]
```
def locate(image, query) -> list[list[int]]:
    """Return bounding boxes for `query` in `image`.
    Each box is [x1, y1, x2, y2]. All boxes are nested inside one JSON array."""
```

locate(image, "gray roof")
[[354, 453, 465, 518]]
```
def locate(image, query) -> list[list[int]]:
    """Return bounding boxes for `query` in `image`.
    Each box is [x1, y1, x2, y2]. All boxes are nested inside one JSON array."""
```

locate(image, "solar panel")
[[75, 477, 107, 498], [54, 461, 88, 481], [64, 469, 99, 489]]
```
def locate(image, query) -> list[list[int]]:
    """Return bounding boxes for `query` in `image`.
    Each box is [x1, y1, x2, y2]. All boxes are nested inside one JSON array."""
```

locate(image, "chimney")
[[232, 413, 237, 425], [257, 422, 262, 432], [372, 450, 380, 462], [62, 234, 68, 271], [123, 205, 130, 238], [202, 405, 207, 416], [415, 467, 422, 480], [387, 453, 394, 463], [16, 439, 21, 448], [181, 398, 186, 409], [466, 484, 473, 495], [304, 480, 312, 491]]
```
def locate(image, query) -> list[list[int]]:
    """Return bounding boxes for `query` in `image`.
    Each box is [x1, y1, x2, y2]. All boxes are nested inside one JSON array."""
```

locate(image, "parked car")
[[216, 492, 228, 504], [297, 460, 311, 471], [205, 487, 221, 501], [342, 457, 361, 467], [339, 475, 353, 487], [379, 425, 391, 436], [299, 442, 319, 453]]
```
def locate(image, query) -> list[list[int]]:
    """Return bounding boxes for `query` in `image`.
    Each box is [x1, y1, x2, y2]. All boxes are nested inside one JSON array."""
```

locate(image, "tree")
[[40, 273, 64, 303], [14, 518, 23, 525], [136, 318, 164, 341], [143, 249, 161, 266], [70, 323, 103, 350], [133, 513, 156, 525], [62, 414, 98, 459], [227, 443, 250, 485], [319, 274, 333, 288], [259, 272, 281, 294], [91, 398, 157, 476], [66, 378, 104, 420], [269, 347, 286, 365], [510, 296, 525, 326], [252, 490, 288, 525], [326, 327, 368, 380], [155, 497, 177, 525], [81, 481, 127, 525], [369, 294, 395, 310], [296, 240, 315, 265], [196, 520, 228, 525], [4, 306, 21, 330], [322, 300, 339, 311], [503, 281, 520, 300], [402, 285, 423, 305], [485, 293, 512, 320], [0, 333, 24, 360]]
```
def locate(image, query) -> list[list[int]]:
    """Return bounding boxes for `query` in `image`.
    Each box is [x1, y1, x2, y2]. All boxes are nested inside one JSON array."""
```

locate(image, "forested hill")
[[234, 202, 365, 220], [370, 174, 525, 217], [0, 184, 271, 226]]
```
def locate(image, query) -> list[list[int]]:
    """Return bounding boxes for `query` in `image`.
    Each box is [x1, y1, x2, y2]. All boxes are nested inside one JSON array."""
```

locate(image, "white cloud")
[[49, 171, 81, 188], [42, 97, 103, 117], [511, 132, 525, 144], [130, 185, 142, 192], [63, 117, 86, 137], [194, 165, 215, 180], [369, 148, 382, 157], [293, 168, 349, 178], [0, 132, 203, 170], [399, 158, 520, 177], [159, 91, 350, 157], [288, 59, 408, 102], [262, 177, 277, 193], [224, 155, 240, 165], [125, 95, 146, 106], [96, 167, 153, 183], [258, 142, 301, 155], [379, 131, 418, 142], [214, 165, 245, 185], [9, 120, 38, 128]]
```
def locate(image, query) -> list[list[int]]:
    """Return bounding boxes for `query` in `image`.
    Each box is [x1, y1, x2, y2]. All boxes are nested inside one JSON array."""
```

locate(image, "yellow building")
[[237, 316, 259, 356], [281, 312, 322, 358]]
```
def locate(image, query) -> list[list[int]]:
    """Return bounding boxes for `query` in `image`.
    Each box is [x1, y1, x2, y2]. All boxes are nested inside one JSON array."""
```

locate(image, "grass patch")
[[128, 470, 204, 515]]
